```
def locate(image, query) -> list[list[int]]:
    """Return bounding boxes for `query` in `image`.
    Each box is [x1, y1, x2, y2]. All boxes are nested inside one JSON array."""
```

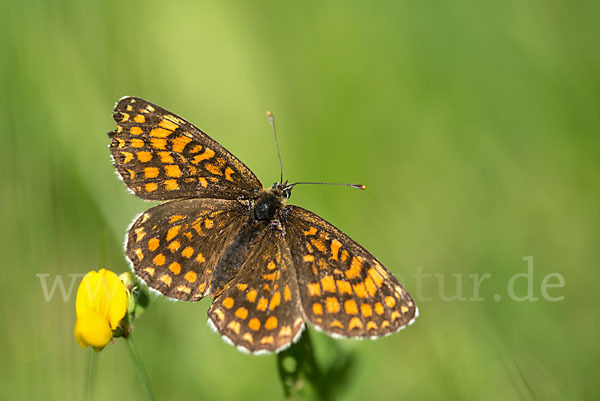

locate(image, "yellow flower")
[[74, 269, 128, 350]]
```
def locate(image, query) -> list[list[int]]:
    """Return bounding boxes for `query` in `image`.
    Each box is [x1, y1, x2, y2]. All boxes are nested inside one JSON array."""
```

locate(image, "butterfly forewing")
[[283, 205, 418, 338], [208, 228, 304, 353], [126, 198, 249, 301], [109, 96, 262, 200]]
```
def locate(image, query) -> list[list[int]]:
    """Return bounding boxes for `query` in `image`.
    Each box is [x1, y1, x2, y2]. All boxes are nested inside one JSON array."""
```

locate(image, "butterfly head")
[[253, 182, 292, 221]]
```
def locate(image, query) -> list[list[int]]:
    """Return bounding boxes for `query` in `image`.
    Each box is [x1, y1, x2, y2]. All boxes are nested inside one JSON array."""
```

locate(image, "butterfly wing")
[[207, 227, 305, 353], [109, 96, 262, 200], [126, 198, 251, 301], [283, 205, 418, 338]]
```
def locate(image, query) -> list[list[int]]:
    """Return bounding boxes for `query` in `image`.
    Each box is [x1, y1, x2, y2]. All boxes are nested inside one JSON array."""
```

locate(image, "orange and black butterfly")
[[109, 96, 418, 354]]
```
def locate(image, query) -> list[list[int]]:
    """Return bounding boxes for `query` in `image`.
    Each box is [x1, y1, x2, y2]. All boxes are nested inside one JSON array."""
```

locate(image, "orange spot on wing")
[[159, 118, 178, 131], [184, 271, 197, 283], [153, 253, 165, 266], [246, 289, 257, 302], [148, 238, 159, 251], [143, 267, 155, 277], [158, 151, 174, 163], [284, 285, 292, 301], [385, 296, 396, 308], [353, 282, 368, 298], [189, 145, 203, 153], [269, 292, 281, 310], [130, 126, 142, 135], [326, 297, 340, 313], [165, 164, 182, 177], [150, 127, 172, 138], [176, 285, 191, 294], [235, 307, 248, 320], [198, 177, 208, 187], [192, 148, 215, 164], [144, 167, 159, 178], [145, 182, 158, 192], [166, 225, 181, 241], [224, 167, 234, 181], [227, 320, 241, 334], [361, 304, 373, 317], [130, 138, 144, 148], [312, 303, 323, 315], [320, 275, 336, 293], [345, 257, 363, 279], [137, 151, 152, 163], [181, 246, 194, 258], [344, 299, 358, 314], [168, 215, 184, 223], [279, 326, 292, 337], [164, 179, 179, 191], [330, 239, 342, 260], [265, 316, 278, 330], [236, 283, 248, 291], [368, 267, 385, 287], [304, 227, 317, 236], [171, 135, 192, 153], [375, 302, 384, 315], [303, 255, 314, 262], [135, 248, 144, 261], [167, 240, 180, 252], [222, 297, 235, 309], [196, 252, 206, 263], [242, 332, 253, 343], [121, 151, 134, 163], [330, 320, 343, 329], [336, 280, 352, 295], [364, 276, 378, 297], [134, 114, 145, 123], [150, 138, 167, 149], [159, 274, 172, 286], [307, 283, 321, 296], [248, 318, 261, 331], [256, 297, 268, 311], [349, 317, 363, 330], [260, 336, 274, 345], [169, 262, 181, 274], [205, 163, 222, 175], [310, 238, 327, 253]]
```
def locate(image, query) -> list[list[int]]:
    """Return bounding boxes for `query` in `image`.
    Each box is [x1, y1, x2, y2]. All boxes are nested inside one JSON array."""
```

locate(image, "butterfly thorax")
[[253, 184, 290, 221]]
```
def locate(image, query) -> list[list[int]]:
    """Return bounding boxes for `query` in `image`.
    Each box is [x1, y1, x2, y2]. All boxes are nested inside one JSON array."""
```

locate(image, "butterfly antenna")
[[287, 181, 367, 190], [267, 111, 284, 184]]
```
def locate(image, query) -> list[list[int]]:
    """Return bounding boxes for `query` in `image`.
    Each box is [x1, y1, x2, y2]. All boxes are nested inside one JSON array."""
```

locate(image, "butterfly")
[[108, 96, 418, 354]]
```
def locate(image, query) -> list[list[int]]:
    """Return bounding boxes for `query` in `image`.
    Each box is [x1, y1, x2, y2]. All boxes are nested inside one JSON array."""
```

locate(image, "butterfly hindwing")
[[126, 198, 250, 301], [109, 96, 262, 201], [208, 228, 305, 353], [283, 205, 418, 338]]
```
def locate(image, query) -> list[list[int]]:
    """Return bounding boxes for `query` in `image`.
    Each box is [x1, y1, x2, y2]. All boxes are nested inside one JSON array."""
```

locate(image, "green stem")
[[277, 329, 355, 401], [277, 329, 325, 401], [84, 349, 98, 401], [125, 335, 156, 401]]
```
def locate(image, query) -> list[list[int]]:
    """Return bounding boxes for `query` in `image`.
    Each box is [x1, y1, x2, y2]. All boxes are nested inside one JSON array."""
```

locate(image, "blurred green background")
[[2, 0, 598, 400]]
